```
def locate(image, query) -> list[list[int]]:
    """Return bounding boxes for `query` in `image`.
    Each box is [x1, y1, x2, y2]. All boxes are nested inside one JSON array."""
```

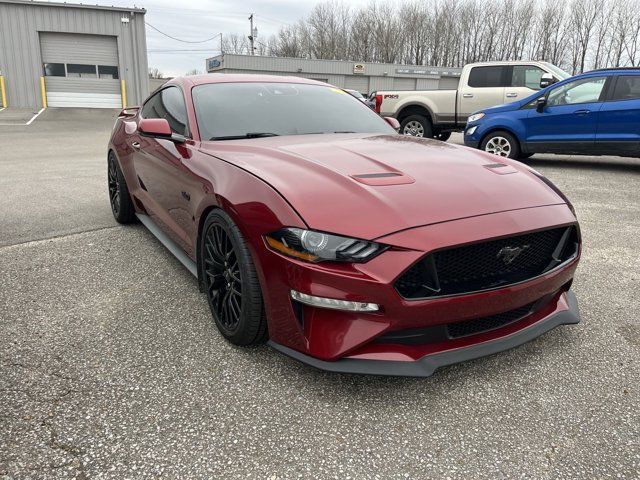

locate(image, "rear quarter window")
[[468, 66, 507, 88], [610, 75, 640, 101]]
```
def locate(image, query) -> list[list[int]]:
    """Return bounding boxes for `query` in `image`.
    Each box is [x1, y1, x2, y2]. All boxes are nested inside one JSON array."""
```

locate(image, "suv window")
[[512, 65, 546, 90], [547, 77, 607, 106], [141, 87, 189, 136], [468, 66, 507, 88], [610, 76, 640, 101]]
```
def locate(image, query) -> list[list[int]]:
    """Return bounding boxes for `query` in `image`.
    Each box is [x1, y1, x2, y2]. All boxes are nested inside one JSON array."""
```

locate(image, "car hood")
[[481, 100, 527, 115], [199, 134, 565, 240]]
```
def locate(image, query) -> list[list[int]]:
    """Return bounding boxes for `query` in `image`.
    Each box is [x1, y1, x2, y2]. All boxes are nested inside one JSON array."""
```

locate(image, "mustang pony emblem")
[[497, 245, 530, 265]]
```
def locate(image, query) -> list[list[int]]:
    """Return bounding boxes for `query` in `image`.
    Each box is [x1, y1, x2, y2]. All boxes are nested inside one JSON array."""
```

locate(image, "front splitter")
[[268, 290, 580, 377]]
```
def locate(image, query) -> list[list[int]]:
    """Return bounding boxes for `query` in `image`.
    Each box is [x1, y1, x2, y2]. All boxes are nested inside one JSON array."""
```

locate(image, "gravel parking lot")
[[1, 108, 638, 479]]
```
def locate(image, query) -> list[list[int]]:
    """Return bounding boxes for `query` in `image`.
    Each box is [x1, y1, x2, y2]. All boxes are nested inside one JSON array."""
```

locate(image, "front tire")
[[400, 115, 433, 138], [480, 131, 521, 159], [108, 152, 136, 224], [200, 210, 267, 346]]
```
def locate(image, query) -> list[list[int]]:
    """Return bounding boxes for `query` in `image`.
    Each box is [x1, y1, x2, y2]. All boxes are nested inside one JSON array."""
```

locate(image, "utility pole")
[[248, 14, 255, 55]]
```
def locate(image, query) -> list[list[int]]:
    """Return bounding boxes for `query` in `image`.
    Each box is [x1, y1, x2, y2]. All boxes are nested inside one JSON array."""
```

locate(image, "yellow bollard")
[[120, 79, 127, 108], [0, 75, 6, 107], [40, 76, 47, 108]]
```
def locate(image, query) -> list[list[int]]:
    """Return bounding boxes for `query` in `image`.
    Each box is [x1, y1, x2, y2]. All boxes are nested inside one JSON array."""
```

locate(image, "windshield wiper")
[[210, 132, 279, 140]]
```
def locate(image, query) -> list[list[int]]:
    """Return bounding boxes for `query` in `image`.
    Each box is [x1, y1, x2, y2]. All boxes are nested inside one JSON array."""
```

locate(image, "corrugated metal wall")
[[0, 0, 148, 108], [207, 54, 463, 95]]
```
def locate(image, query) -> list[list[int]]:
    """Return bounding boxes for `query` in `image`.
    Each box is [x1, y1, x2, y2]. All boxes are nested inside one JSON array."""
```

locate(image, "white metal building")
[[0, 0, 149, 109], [206, 54, 462, 94]]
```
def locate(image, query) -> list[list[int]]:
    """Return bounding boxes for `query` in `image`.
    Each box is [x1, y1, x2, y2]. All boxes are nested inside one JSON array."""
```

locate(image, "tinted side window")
[[610, 76, 640, 101], [468, 66, 506, 88], [141, 87, 189, 136], [512, 65, 545, 90]]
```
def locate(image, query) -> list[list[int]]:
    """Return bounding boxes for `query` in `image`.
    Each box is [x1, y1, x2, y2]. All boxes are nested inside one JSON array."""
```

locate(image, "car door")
[[595, 74, 640, 156], [134, 86, 197, 256], [504, 65, 546, 104], [458, 65, 508, 118], [522, 75, 609, 154]]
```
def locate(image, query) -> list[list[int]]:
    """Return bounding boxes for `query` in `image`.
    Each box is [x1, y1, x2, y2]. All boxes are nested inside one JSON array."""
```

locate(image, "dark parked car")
[[464, 68, 640, 158], [107, 74, 581, 376]]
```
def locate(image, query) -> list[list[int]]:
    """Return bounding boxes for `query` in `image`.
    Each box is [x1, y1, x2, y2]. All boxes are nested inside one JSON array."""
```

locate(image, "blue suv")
[[464, 68, 640, 159]]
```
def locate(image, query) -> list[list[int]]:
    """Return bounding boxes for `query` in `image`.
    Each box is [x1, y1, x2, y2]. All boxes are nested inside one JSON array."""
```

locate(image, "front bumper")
[[269, 289, 579, 377], [253, 204, 580, 376], [463, 124, 482, 148]]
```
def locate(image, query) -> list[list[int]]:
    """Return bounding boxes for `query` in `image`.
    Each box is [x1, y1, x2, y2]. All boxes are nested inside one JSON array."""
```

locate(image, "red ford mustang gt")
[[107, 74, 581, 376]]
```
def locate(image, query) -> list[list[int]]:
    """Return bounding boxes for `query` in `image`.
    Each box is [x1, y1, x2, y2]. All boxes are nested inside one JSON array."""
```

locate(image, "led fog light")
[[290, 290, 379, 312]]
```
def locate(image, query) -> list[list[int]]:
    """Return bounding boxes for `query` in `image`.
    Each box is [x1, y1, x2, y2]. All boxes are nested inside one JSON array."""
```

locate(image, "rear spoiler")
[[118, 106, 140, 118]]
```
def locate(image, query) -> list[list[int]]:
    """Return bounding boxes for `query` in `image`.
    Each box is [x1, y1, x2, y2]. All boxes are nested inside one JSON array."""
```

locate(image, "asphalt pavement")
[[0, 109, 638, 479]]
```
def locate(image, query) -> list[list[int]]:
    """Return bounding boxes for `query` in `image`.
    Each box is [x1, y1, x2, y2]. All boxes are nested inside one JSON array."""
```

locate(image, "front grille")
[[396, 226, 578, 299], [446, 302, 535, 338]]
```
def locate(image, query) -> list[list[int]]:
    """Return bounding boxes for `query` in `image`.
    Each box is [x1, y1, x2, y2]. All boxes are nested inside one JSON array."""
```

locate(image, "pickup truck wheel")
[[480, 131, 521, 159], [435, 132, 451, 142], [400, 115, 433, 138]]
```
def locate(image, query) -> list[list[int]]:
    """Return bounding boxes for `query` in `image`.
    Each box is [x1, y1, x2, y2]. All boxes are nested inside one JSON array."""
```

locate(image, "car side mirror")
[[384, 117, 400, 131], [536, 97, 547, 113], [138, 118, 185, 143], [539, 73, 557, 89]]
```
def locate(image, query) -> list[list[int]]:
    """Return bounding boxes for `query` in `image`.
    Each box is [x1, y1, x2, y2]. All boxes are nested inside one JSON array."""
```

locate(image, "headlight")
[[265, 228, 387, 263], [468, 112, 485, 123]]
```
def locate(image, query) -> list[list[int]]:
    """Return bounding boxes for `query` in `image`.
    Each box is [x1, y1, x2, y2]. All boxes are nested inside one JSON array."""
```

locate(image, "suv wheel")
[[480, 131, 521, 159]]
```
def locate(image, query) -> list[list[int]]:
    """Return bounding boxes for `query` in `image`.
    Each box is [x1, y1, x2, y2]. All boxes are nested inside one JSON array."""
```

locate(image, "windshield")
[[192, 82, 394, 140], [346, 89, 364, 99], [541, 62, 571, 80]]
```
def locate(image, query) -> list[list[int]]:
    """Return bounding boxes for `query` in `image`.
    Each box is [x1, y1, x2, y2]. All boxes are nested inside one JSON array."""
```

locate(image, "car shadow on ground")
[[526, 155, 640, 173]]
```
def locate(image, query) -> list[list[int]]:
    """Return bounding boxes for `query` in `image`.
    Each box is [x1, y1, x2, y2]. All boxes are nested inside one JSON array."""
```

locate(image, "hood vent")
[[351, 172, 415, 186], [483, 162, 518, 175]]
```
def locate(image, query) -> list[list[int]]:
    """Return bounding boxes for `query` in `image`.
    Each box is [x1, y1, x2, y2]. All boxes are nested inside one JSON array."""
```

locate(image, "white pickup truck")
[[374, 60, 570, 140]]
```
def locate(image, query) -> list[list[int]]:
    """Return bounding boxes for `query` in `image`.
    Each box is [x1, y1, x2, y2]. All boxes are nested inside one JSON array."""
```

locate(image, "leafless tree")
[[222, 33, 248, 55], [148, 67, 164, 79], [240, 0, 640, 73]]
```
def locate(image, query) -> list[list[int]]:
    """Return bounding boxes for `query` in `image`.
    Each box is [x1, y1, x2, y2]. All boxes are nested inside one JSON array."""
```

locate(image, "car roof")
[[170, 73, 332, 88], [585, 67, 640, 74]]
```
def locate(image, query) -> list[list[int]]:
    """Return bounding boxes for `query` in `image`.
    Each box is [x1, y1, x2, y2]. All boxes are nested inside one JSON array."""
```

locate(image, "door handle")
[[462, 93, 474, 98], [574, 109, 591, 115], [131, 141, 141, 149], [506, 92, 518, 98]]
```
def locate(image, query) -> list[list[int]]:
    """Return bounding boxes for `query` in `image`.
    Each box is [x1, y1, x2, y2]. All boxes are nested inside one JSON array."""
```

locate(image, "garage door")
[[344, 76, 369, 95], [40, 32, 121, 108]]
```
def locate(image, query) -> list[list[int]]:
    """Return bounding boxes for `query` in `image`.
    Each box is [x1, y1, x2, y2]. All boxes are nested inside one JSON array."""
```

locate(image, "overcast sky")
[[63, 0, 381, 76]]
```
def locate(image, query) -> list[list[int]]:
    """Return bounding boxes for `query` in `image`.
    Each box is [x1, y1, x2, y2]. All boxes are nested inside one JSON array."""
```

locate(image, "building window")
[[43, 63, 65, 77], [66, 64, 97, 78], [98, 65, 119, 79]]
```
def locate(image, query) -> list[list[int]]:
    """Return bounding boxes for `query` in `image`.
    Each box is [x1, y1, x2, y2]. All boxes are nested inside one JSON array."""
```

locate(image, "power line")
[[145, 22, 221, 44]]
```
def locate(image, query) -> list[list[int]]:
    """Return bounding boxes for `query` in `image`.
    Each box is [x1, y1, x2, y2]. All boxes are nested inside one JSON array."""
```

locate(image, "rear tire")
[[107, 152, 136, 224], [480, 130, 521, 159], [400, 115, 433, 138], [200, 210, 268, 346]]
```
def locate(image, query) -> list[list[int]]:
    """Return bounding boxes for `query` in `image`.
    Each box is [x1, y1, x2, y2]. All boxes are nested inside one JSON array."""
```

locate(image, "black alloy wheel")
[[203, 223, 243, 333], [200, 210, 267, 345], [108, 152, 136, 224], [108, 156, 121, 216]]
